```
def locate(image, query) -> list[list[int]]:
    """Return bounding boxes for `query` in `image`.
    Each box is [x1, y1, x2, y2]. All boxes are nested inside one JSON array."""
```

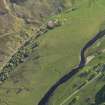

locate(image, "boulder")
[[47, 20, 55, 29]]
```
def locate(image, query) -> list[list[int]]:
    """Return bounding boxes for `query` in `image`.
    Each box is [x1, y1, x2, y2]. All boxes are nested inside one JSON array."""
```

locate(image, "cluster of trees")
[[0, 37, 38, 82]]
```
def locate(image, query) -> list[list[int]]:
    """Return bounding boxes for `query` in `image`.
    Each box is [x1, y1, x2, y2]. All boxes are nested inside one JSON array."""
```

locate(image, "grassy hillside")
[[0, 0, 105, 105], [0, 0, 68, 71]]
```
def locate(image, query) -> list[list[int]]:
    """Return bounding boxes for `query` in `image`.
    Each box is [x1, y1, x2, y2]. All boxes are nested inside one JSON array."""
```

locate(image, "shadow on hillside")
[[95, 85, 105, 105]]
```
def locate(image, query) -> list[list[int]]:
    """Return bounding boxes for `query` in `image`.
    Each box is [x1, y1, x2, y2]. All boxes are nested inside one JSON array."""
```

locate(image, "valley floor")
[[0, 0, 105, 105]]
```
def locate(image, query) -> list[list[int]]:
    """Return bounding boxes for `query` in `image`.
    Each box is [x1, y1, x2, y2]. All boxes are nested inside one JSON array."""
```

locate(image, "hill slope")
[[0, 0, 105, 105], [0, 0, 67, 71]]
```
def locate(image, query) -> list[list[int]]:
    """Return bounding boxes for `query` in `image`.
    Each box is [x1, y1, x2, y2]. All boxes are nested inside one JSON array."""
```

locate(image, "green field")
[[0, 0, 105, 105]]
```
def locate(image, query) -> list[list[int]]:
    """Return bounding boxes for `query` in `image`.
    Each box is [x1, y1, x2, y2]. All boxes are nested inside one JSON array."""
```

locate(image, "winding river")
[[38, 30, 105, 105]]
